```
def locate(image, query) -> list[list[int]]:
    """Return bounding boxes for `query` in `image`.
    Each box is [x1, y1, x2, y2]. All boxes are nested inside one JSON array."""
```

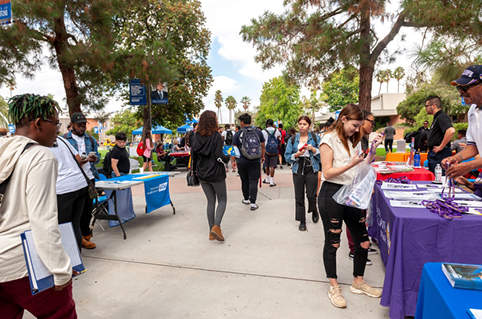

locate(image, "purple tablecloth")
[[368, 181, 482, 319]]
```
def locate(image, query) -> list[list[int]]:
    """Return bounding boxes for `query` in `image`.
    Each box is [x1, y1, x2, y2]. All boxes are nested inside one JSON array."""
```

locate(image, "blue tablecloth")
[[106, 174, 171, 227], [368, 181, 482, 319], [416, 262, 482, 318]]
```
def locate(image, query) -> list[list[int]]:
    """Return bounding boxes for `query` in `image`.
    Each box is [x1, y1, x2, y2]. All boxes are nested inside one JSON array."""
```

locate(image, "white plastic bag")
[[332, 161, 376, 210]]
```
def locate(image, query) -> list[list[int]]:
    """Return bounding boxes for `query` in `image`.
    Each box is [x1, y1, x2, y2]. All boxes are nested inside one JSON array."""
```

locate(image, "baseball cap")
[[451, 65, 482, 86], [71, 112, 87, 124], [266, 119, 274, 126]]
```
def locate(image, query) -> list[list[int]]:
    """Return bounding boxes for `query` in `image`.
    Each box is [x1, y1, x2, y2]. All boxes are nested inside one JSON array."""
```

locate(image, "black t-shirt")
[[111, 145, 130, 174], [427, 110, 453, 150], [232, 126, 265, 163]]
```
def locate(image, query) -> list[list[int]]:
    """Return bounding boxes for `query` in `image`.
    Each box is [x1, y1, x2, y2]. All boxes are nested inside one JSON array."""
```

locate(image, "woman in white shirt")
[[319, 104, 383, 308]]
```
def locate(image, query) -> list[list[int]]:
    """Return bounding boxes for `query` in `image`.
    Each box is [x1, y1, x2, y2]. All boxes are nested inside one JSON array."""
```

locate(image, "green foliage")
[[392, 67, 406, 93], [89, 128, 99, 141], [255, 76, 303, 129], [322, 67, 359, 112], [397, 81, 464, 125], [8, 94, 60, 125], [0, 96, 8, 127], [453, 123, 469, 135], [225, 96, 237, 124], [106, 108, 142, 137], [241, 96, 251, 111]]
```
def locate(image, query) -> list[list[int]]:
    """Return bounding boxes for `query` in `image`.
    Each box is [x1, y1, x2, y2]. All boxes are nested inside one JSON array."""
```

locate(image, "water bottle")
[[414, 151, 421, 167], [435, 164, 442, 182]]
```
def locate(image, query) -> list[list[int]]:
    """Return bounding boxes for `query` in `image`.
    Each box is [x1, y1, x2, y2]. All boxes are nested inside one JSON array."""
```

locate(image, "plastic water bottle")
[[414, 151, 421, 167], [435, 164, 442, 182]]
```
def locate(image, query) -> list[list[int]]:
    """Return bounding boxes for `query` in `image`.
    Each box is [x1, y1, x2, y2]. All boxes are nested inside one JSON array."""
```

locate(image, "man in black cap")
[[64, 112, 100, 249], [444, 65, 482, 178]]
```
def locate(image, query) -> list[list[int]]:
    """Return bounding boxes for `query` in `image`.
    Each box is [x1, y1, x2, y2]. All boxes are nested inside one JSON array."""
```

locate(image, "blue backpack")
[[265, 129, 279, 155], [239, 127, 262, 160]]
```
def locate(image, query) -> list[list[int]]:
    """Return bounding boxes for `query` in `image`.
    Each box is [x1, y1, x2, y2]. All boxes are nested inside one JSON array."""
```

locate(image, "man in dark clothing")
[[425, 96, 455, 174], [383, 123, 396, 153], [418, 121, 430, 133], [232, 113, 265, 211], [111, 132, 130, 177]]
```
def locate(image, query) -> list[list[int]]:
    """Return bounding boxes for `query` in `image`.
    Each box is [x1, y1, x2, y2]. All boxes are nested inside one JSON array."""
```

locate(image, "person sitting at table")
[[111, 132, 130, 178], [171, 139, 184, 153], [451, 129, 467, 153], [319, 103, 383, 308]]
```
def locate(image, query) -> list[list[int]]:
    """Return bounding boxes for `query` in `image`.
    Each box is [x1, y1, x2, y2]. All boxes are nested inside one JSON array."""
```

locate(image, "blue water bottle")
[[414, 151, 421, 167]]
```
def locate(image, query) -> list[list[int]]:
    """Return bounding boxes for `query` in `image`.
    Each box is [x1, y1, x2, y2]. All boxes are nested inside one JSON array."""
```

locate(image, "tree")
[[321, 67, 359, 111], [0, 95, 8, 127], [214, 90, 223, 122], [241, 96, 251, 112], [106, 108, 142, 137], [392, 67, 406, 93], [255, 76, 303, 129], [241, 0, 482, 111], [0, 0, 133, 115], [383, 69, 392, 93], [397, 81, 463, 125], [113, 0, 213, 135], [225, 95, 237, 124]]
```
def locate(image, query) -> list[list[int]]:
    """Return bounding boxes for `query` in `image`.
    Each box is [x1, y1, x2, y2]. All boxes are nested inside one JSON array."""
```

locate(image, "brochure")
[[381, 182, 417, 190], [468, 309, 482, 319], [442, 263, 482, 291], [383, 191, 437, 200], [389, 200, 426, 208]]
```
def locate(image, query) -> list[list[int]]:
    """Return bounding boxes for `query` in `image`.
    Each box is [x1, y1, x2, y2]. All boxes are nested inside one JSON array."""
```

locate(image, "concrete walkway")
[[26, 167, 390, 318]]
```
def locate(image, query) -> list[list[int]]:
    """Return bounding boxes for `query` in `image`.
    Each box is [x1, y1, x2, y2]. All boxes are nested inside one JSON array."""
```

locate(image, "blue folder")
[[21, 222, 85, 295]]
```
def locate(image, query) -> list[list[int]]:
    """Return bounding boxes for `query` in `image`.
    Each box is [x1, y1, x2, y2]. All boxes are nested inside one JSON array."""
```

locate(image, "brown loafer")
[[209, 233, 215, 241], [82, 237, 96, 249], [210, 225, 225, 241], [84, 234, 93, 241]]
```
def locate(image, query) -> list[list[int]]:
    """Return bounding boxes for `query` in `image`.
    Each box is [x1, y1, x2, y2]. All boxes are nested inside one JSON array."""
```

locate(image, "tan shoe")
[[328, 286, 347, 308], [209, 233, 215, 241], [84, 234, 93, 241], [350, 280, 382, 298], [82, 237, 96, 249], [210, 225, 225, 241]]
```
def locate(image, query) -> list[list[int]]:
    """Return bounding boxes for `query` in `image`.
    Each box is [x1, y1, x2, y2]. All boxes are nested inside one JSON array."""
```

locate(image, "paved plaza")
[[25, 169, 390, 318]]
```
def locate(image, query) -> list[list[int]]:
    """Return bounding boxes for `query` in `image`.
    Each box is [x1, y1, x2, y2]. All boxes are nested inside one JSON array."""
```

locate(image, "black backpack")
[[102, 149, 114, 178], [225, 130, 233, 145]]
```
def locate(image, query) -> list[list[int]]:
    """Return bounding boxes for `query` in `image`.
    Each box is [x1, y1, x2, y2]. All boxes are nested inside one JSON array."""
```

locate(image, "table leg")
[[170, 200, 176, 215], [113, 191, 127, 240]]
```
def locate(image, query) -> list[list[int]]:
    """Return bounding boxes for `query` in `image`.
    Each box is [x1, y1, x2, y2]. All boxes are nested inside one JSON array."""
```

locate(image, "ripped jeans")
[[318, 181, 369, 279]]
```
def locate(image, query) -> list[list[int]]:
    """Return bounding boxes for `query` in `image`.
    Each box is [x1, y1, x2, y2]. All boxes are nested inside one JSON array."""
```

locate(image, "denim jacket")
[[284, 132, 321, 174], [64, 131, 100, 180]]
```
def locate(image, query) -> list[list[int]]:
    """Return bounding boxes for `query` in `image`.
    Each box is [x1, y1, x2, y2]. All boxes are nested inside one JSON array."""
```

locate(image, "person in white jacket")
[[0, 94, 77, 318]]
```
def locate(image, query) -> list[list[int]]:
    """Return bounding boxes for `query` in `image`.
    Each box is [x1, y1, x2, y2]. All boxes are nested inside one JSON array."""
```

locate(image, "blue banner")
[[223, 145, 239, 157], [129, 79, 147, 105], [0, 1, 12, 25], [8, 124, 15, 133], [144, 174, 170, 214]]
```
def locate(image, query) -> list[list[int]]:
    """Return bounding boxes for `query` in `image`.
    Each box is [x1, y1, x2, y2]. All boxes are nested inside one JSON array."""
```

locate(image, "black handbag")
[[186, 154, 200, 187]]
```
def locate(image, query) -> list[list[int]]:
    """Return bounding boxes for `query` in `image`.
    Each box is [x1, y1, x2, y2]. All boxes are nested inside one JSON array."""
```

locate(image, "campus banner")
[[151, 81, 168, 105], [0, 0, 12, 25], [129, 79, 147, 105], [144, 174, 170, 214]]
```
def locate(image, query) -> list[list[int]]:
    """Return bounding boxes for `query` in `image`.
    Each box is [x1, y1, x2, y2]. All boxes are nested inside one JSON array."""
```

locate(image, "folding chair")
[[90, 173, 110, 233]]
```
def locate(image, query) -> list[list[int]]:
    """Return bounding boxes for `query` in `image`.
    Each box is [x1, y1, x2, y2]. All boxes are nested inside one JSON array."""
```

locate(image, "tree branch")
[[369, 11, 407, 65]]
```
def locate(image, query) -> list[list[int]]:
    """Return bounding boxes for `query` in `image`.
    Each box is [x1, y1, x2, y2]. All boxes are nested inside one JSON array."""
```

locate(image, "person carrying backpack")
[[262, 119, 281, 187], [222, 124, 236, 172], [232, 113, 266, 211]]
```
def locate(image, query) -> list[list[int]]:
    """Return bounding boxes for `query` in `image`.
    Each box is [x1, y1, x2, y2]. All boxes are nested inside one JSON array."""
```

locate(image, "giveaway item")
[[442, 263, 482, 291], [333, 161, 376, 210], [186, 154, 199, 187]]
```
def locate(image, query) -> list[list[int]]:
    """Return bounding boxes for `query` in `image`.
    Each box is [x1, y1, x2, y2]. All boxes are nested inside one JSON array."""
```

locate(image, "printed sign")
[[0, 0, 12, 26], [8, 124, 15, 133], [129, 79, 147, 105]]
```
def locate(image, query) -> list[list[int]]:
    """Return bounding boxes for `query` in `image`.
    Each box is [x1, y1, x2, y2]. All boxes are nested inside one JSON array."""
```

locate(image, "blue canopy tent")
[[132, 125, 172, 135], [177, 124, 193, 134]]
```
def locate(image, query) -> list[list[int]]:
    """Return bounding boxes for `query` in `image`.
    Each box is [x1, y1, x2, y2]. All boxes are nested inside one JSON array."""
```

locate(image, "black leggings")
[[318, 181, 369, 279], [293, 158, 317, 221]]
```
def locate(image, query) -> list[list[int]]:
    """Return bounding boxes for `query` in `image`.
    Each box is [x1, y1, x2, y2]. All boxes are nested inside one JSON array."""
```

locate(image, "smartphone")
[[299, 143, 307, 152], [88, 151, 96, 157]]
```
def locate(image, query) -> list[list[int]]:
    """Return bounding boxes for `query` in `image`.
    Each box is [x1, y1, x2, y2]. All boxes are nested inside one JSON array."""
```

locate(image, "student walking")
[[318, 104, 383, 308], [141, 131, 154, 172], [191, 110, 230, 241], [284, 116, 321, 231]]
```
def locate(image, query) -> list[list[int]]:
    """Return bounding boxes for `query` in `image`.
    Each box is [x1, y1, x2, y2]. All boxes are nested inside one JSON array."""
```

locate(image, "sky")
[[0, 0, 424, 122]]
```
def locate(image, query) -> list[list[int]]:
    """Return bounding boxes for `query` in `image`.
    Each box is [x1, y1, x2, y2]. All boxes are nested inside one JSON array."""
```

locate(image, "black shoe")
[[348, 253, 372, 266], [299, 221, 307, 231], [368, 247, 378, 255], [312, 210, 319, 223]]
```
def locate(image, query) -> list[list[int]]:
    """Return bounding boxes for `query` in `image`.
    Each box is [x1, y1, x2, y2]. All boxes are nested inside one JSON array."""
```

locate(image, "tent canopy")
[[177, 124, 193, 134], [132, 125, 172, 135]]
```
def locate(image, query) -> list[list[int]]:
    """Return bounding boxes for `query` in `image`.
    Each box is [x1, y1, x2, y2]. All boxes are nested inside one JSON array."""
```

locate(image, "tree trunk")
[[386, 81, 389, 93], [397, 80, 400, 93], [53, 16, 81, 116], [358, 2, 374, 111]]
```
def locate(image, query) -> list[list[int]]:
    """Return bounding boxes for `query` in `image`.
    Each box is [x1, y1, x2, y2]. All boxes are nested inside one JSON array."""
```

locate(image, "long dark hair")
[[298, 115, 312, 126], [333, 103, 364, 155], [196, 110, 219, 137], [142, 131, 153, 146]]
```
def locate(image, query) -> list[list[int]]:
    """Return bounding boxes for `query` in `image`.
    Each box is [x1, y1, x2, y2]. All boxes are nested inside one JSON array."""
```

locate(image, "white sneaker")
[[242, 199, 250, 205], [328, 286, 347, 308]]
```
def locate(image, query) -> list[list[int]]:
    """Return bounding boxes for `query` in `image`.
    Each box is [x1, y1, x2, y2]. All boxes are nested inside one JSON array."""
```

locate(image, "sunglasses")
[[366, 119, 375, 126], [456, 81, 481, 92], [42, 118, 62, 131]]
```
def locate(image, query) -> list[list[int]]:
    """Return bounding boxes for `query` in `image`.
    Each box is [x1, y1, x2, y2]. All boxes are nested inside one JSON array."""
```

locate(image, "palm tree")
[[241, 96, 251, 111], [392, 67, 405, 93], [0, 95, 9, 127], [383, 69, 392, 93], [376, 71, 384, 95], [225, 95, 237, 124], [214, 90, 223, 123]]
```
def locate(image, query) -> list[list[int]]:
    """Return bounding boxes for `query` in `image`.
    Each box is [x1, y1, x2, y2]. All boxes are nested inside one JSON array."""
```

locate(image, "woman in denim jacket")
[[284, 116, 321, 231]]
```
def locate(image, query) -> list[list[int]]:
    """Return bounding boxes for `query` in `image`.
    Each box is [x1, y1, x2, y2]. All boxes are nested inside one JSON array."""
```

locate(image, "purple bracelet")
[[421, 198, 467, 220]]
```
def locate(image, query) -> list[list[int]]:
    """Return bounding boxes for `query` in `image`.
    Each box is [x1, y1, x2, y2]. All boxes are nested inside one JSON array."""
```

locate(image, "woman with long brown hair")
[[141, 131, 154, 172], [191, 110, 230, 241], [318, 104, 383, 308]]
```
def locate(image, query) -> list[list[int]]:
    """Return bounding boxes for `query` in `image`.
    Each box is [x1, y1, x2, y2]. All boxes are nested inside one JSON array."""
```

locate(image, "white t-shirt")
[[320, 132, 357, 185], [297, 142, 310, 157], [49, 137, 88, 195], [262, 127, 281, 142], [466, 104, 482, 155], [71, 133, 94, 179]]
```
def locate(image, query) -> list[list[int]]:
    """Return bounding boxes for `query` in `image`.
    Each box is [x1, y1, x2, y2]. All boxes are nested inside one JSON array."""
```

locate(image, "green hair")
[[8, 94, 61, 128]]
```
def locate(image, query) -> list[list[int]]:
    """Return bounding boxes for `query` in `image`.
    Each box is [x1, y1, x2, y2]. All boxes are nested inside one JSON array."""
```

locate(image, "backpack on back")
[[265, 130, 279, 155], [225, 130, 233, 145], [239, 127, 262, 160], [136, 141, 145, 156], [102, 149, 114, 177]]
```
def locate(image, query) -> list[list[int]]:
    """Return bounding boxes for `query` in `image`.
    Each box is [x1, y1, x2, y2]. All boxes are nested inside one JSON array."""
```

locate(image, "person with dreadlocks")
[[0, 94, 77, 318]]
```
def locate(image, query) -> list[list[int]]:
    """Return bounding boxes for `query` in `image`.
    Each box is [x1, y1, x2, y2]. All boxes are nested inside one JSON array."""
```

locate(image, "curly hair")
[[196, 110, 218, 137], [8, 94, 60, 128]]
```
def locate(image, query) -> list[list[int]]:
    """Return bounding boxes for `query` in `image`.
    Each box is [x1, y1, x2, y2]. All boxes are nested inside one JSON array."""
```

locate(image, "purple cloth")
[[369, 181, 482, 319]]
